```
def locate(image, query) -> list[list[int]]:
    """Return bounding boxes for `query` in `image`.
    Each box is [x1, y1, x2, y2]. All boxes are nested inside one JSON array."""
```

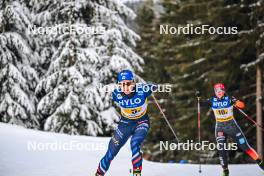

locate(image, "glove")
[[235, 100, 245, 109], [231, 96, 238, 102], [195, 91, 201, 97]]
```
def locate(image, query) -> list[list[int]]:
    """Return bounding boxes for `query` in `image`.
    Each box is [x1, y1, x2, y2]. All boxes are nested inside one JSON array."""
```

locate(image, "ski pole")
[[151, 94, 180, 143], [231, 96, 264, 132], [196, 91, 202, 173], [136, 75, 179, 143], [234, 106, 264, 132]]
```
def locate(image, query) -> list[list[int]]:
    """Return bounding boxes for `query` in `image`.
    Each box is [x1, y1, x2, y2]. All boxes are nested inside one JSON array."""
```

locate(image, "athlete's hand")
[[195, 91, 201, 97], [235, 100, 245, 109]]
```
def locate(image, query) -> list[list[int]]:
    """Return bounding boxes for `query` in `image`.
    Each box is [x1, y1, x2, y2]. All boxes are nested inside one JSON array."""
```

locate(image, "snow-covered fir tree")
[[32, 0, 144, 135], [0, 0, 40, 128], [241, 0, 264, 69]]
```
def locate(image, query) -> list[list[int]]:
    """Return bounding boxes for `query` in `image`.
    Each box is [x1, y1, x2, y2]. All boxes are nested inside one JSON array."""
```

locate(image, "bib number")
[[216, 109, 228, 115]]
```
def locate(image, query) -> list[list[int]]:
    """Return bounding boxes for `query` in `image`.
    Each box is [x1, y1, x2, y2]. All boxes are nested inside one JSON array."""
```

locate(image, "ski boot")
[[222, 168, 229, 176], [257, 159, 264, 170], [133, 167, 141, 176], [95, 170, 104, 176]]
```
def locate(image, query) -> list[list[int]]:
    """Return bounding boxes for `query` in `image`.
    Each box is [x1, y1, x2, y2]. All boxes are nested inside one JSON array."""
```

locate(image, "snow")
[[241, 52, 264, 69], [189, 58, 206, 67], [194, 58, 206, 64], [29, 0, 144, 135], [239, 29, 254, 35], [1, 0, 144, 135], [0, 1, 40, 128], [0, 123, 263, 176]]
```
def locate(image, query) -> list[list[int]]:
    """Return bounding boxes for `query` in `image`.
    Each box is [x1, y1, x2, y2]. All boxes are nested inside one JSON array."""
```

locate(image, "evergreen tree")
[[136, 0, 264, 163], [33, 0, 144, 135], [0, 0, 40, 128], [240, 0, 264, 158]]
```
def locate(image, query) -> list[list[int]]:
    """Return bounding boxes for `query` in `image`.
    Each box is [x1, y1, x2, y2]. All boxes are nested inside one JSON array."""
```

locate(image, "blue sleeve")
[[112, 91, 117, 102]]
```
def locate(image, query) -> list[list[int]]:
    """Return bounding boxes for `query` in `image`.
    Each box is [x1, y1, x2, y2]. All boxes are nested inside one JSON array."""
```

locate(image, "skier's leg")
[[229, 120, 263, 170], [130, 119, 150, 174], [216, 129, 229, 170], [96, 121, 132, 175], [229, 120, 260, 160], [216, 128, 230, 176]]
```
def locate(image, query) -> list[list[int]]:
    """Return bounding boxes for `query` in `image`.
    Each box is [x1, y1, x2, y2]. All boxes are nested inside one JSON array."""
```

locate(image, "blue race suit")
[[97, 84, 155, 175]]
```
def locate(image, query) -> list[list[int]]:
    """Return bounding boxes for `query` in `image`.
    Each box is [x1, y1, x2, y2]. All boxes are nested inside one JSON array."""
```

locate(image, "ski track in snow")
[[0, 123, 263, 176]]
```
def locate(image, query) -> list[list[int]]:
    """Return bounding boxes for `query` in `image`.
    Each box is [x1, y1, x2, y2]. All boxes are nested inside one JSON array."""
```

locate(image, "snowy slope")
[[0, 122, 263, 176]]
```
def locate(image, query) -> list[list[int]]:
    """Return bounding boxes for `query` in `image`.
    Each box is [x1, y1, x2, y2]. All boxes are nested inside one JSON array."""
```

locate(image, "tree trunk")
[[256, 64, 263, 158]]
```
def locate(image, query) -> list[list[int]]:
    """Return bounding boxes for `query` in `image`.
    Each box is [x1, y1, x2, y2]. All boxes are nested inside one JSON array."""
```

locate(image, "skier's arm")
[[112, 91, 117, 102], [196, 91, 211, 107], [200, 99, 211, 107], [231, 97, 245, 109], [111, 91, 121, 111]]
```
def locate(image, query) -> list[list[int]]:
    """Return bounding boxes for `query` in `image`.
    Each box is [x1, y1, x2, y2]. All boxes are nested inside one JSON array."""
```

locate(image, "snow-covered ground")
[[0, 122, 263, 176]]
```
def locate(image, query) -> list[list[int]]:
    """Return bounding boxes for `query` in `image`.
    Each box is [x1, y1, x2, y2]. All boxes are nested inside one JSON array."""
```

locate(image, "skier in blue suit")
[[95, 70, 156, 176]]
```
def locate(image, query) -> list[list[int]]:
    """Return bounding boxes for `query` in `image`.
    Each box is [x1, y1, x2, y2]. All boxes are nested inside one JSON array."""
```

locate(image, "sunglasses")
[[119, 82, 134, 87], [214, 88, 225, 93]]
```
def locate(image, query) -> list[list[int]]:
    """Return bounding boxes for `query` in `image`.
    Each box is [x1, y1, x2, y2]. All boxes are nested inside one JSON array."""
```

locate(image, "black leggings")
[[215, 119, 260, 168]]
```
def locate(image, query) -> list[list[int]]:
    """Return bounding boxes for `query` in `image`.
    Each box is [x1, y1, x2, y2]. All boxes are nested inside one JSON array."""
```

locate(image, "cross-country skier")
[[95, 70, 156, 176], [199, 83, 264, 176]]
